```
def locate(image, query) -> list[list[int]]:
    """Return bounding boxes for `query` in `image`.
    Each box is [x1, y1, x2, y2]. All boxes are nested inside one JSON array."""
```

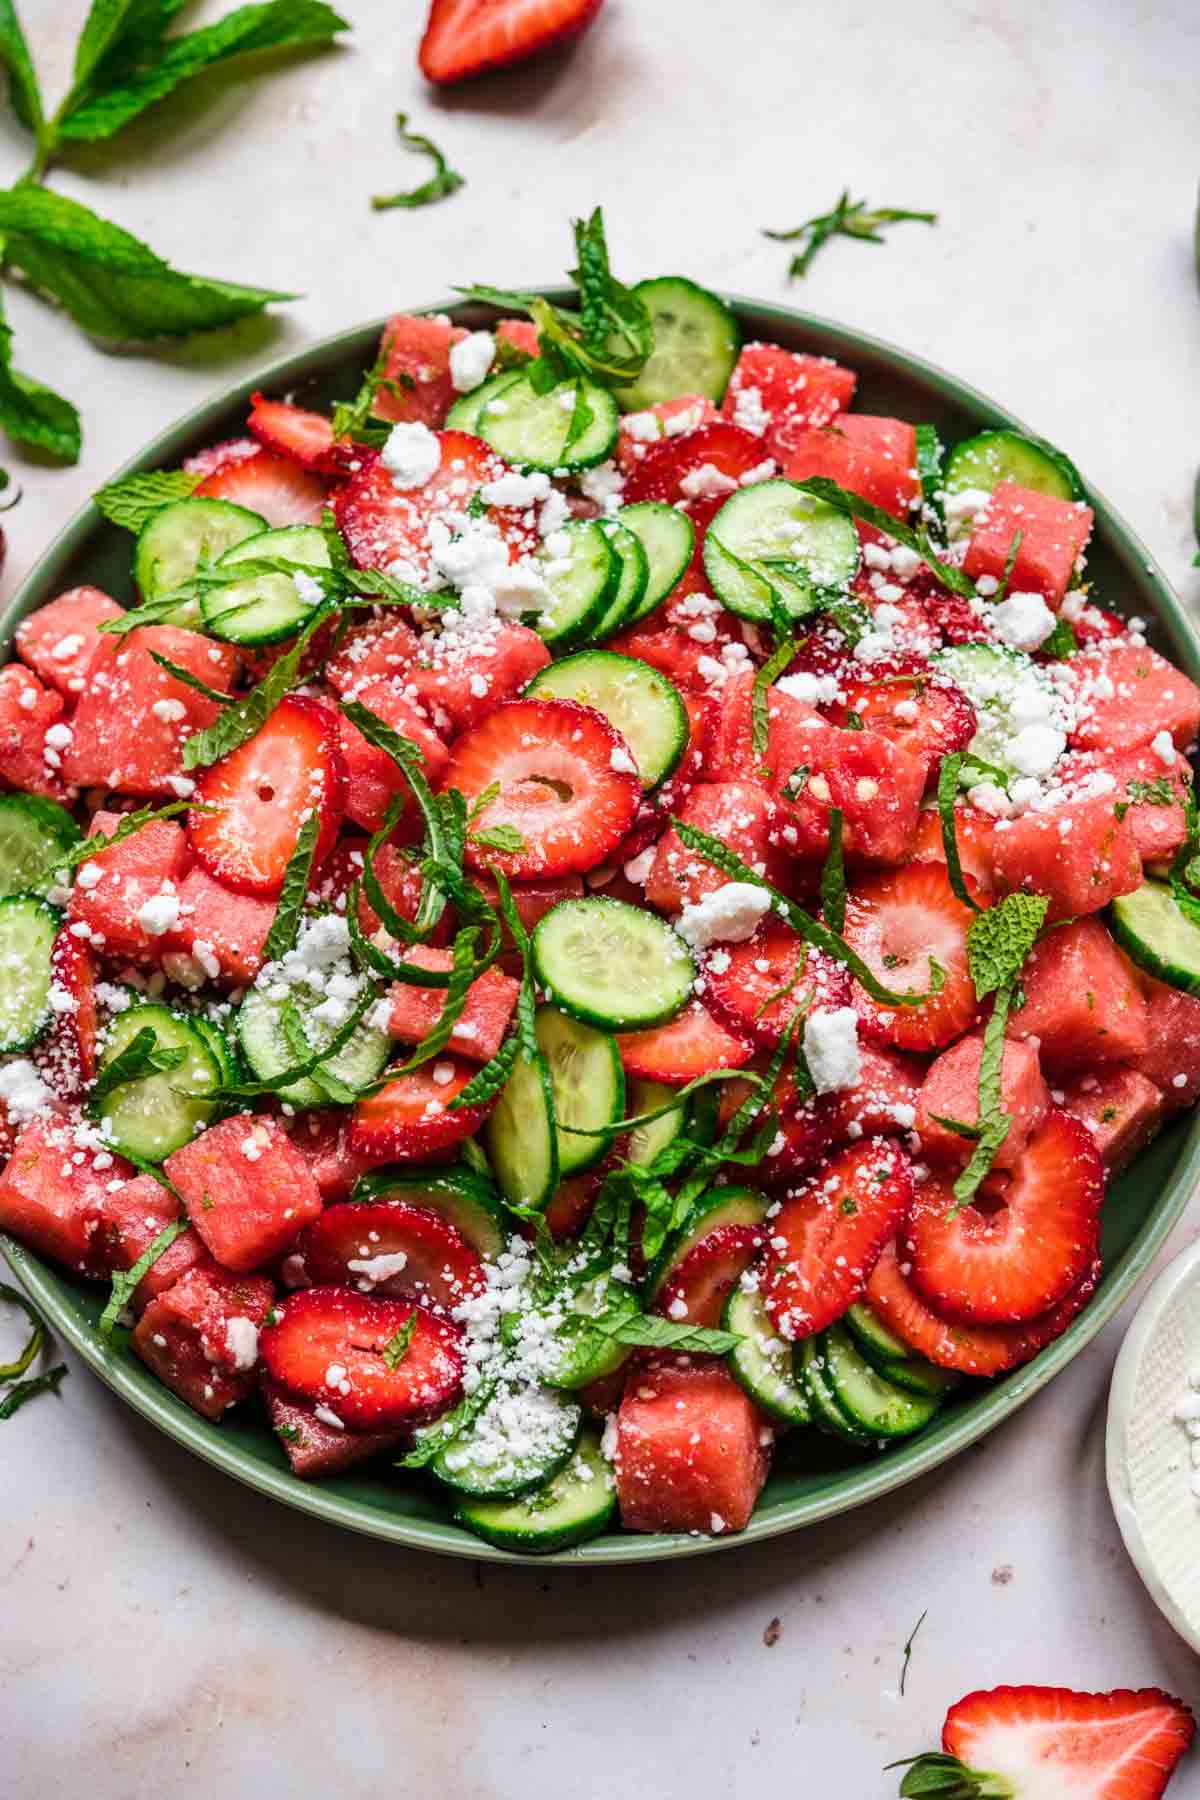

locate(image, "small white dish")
[[1107, 1233, 1200, 1653]]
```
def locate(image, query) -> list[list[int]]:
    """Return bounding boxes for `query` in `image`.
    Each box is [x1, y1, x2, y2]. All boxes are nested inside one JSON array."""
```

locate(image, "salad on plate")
[[2, 213, 1199, 1554]]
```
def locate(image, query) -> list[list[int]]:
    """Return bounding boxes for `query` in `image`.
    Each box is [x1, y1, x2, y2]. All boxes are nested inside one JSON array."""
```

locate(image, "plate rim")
[[3, 291, 1199, 1566]]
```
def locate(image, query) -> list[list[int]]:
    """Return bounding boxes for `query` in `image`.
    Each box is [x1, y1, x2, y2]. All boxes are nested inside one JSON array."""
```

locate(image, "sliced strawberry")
[[941, 1684, 1195, 1800], [34, 928, 98, 1102], [624, 420, 771, 508], [865, 1239, 1100, 1376], [195, 449, 329, 527], [721, 343, 856, 459], [656, 1223, 765, 1328], [702, 925, 850, 1049], [718, 1059, 844, 1183], [616, 394, 721, 474], [833, 1044, 923, 1141], [545, 1169, 603, 1240], [15, 586, 125, 698], [349, 1057, 494, 1163], [188, 694, 344, 896], [299, 1200, 485, 1308], [248, 392, 339, 471], [905, 1107, 1103, 1325], [259, 1287, 463, 1431], [441, 697, 640, 878], [842, 863, 980, 1051], [764, 1137, 914, 1339], [183, 436, 259, 478], [419, 0, 608, 84], [334, 433, 538, 583], [825, 657, 976, 784], [616, 998, 751, 1084]]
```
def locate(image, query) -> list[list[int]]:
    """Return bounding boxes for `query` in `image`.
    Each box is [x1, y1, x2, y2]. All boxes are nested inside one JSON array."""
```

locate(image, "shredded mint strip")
[[381, 1313, 418, 1371], [791, 475, 975, 599], [263, 814, 321, 963], [98, 1218, 189, 1336], [372, 111, 463, 211], [936, 753, 983, 914], [0, 1281, 67, 1420]]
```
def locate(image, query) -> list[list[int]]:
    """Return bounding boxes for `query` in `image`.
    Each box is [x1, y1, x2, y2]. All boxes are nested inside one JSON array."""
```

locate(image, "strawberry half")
[[842, 862, 981, 1052], [701, 925, 851, 1049], [248, 392, 340, 472], [656, 1223, 765, 1329], [905, 1107, 1103, 1325], [615, 998, 751, 1085], [765, 1138, 913, 1339], [194, 449, 330, 527], [419, 0, 607, 84], [259, 1287, 464, 1431], [188, 694, 344, 896], [938, 1684, 1195, 1799], [865, 1239, 1101, 1376], [441, 697, 641, 878], [349, 1057, 494, 1164], [299, 1200, 485, 1309], [719, 1060, 844, 1184], [824, 655, 976, 783], [183, 436, 259, 478]]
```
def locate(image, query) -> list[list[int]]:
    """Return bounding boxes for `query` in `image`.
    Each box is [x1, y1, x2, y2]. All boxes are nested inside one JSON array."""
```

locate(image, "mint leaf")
[[764, 191, 937, 281], [791, 475, 976, 600], [936, 752, 983, 914], [381, 1313, 417, 1371], [372, 110, 464, 211], [0, 0, 43, 136], [0, 185, 294, 341], [819, 806, 846, 934], [262, 812, 320, 962], [595, 1312, 741, 1355], [0, 1278, 46, 1380], [91, 1025, 187, 1106], [469, 824, 526, 854], [966, 892, 1048, 999], [98, 1215, 188, 1335], [94, 468, 200, 531], [59, 1, 350, 143], [0, 318, 80, 462]]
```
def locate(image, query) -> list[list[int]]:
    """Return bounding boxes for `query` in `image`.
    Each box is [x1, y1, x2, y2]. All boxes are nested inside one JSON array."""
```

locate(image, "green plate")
[[3, 296, 1199, 1565]]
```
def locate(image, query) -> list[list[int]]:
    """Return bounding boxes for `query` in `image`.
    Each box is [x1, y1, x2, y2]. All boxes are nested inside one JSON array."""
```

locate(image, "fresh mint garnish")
[[372, 111, 464, 211], [93, 469, 201, 531], [764, 191, 937, 281]]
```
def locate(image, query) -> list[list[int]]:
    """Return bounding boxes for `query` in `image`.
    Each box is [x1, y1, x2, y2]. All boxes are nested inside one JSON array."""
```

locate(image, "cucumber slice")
[[134, 497, 267, 619], [1110, 880, 1200, 996], [351, 1167, 508, 1260], [445, 369, 522, 434], [723, 1281, 811, 1426], [202, 524, 332, 646], [484, 1049, 559, 1210], [526, 1271, 637, 1390], [944, 428, 1083, 507], [820, 1322, 941, 1439], [0, 794, 81, 899], [796, 1334, 875, 1447], [616, 276, 739, 410], [190, 1014, 241, 1088], [236, 984, 390, 1109], [876, 1354, 961, 1401], [452, 1427, 616, 1554], [430, 1379, 582, 1499], [930, 643, 1062, 781], [703, 480, 861, 622], [532, 896, 695, 1030], [535, 518, 621, 651], [643, 1184, 767, 1303], [535, 1004, 623, 1178], [525, 650, 688, 790], [844, 1302, 961, 1399], [626, 1077, 686, 1166], [478, 374, 618, 473], [92, 1003, 221, 1163], [587, 521, 649, 641], [617, 502, 695, 624], [0, 896, 58, 1052]]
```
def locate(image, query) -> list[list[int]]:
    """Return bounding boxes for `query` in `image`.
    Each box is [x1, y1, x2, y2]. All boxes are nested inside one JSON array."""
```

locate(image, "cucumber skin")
[[722, 1285, 811, 1427], [643, 1185, 768, 1303], [431, 1398, 582, 1500], [617, 502, 695, 625], [616, 276, 739, 411], [0, 895, 59, 1053], [1110, 882, 1200, 998], [451, 1433, 616, 1553], [524, 649, 689, 791], [531, 897, 696, 1032], [536, 522, 622, 653], [350, 1166, 508, 1259]]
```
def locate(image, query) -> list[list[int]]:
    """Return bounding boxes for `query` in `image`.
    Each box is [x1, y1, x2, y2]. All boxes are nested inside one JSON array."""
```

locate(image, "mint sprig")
[[94, 469, 201, 531], [372, 111, 464, 212], [764, 191, 937, 281], [90, 1025, 187, 1106]]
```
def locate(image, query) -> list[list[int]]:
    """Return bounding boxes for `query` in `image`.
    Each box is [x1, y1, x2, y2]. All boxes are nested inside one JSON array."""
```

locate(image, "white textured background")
[[2, 2, 1200, 1794]]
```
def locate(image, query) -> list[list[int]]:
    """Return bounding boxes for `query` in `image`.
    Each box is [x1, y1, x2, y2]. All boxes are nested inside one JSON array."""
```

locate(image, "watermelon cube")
[[917, 1030, 1049, 1170], [704, 671, 820, 783], [764, 699, 925, 866], [261, 1375, 401, 1478], [720, 342, 856, 459], [615, 1355, 771, 1535], [962, 481, 1093, 607], [1056, 745, 1190, 865], [1008, 918, 1148, 1073], [835, 1044, 924, 1139], [15, 586, 125, 698], [163, 865, 276, 987], [0, 1115, 117, 1270], [61, 626, 238, 797], [990, 793, 1142, 920], [89, 1172, 213, 1310], [469, 872, 585, 943], [911, 803, 997, 892], [1059, 1067, 1167, 1175], [784, 416, 919, 520], [387, 945, 518, 1062], [372, 313, 466, 429], [67, 810, 191, 963], [645, 781, 790, 914], [337, 677, 449, 834], [165, 1114, 323, 1273], [0, 664, 70, 801], [1069, 644, 1200, 756], [324, 615, 422, 696], [1133, 974, 1200, 1108], [131, 1265, 273, 1420], [404, 622, 552, 738]]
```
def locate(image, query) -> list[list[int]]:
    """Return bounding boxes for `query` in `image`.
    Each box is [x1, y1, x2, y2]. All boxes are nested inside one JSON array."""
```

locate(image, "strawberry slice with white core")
[[419, 0, 608, 84], [842, 863, 981, 1052], [939, 1683, 1195, 1800], [349, 1057, 495, 1164], [259, 1287, 464, 1431], [194, 449, 329, 527], [702, 924, 851, 1049], [656, 1223, 765, 1329], [615, 998, 751, 1084], [299, 1201, 485, 1309], [334, 431, 539, 584], [764, 1137, 913, 1339], [904, 1106, 1103, 1325], [442, 697, 641, 878], [188, 694, 344, 896], [248, 392, 339, 472]]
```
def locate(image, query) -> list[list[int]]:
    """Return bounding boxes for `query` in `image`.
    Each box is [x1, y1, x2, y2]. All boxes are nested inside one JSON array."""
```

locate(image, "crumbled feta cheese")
[[0, 1058, 53, 1124], [675, 882, 772, 949], [1006, 723, 1067, 778], [609, 744, 638, 775], [803, 1007, 861, 1094], [449, 330, 495, 394], [347, 1251, 409, 1288], [989, 590, 1055, 653], [1152, 729, 1176, 766], [293, 570, 325, 608], [578, 461, 624, 514], [622, 410, 661, 443], [150, 697, 186, 724], [224, 1317, 259, 1372], [381, 421, 442, 490], [136, 891, 180, 937], [479, 468, 550, 509], [678, 463, 738, 502]]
